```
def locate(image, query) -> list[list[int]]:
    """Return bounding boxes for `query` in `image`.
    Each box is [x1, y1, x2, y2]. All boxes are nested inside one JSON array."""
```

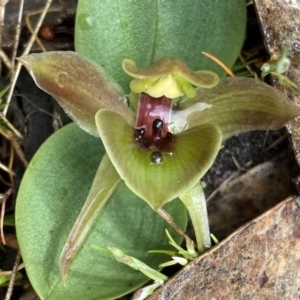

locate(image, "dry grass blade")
[[25, 5, 69, 53], [0, 49, 12, 69], [10, 0, 24, 72], [26, 9, 47, 52], [4, 249, 21, 300], [3, 0, 53, 116], [0, 0, 9, 73], [0, 112, 23, 139], [0, 187, 13, 244], [0, 128, 28, 172], [238, 53, 256, 76], [0, 263, 25, 276], [0, 162, 15, 176]]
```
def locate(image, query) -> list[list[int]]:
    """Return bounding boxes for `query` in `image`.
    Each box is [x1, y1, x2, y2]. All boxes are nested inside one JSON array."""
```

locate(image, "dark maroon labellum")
[[134, 93, 174, 156], [150, 151, 164, 164]]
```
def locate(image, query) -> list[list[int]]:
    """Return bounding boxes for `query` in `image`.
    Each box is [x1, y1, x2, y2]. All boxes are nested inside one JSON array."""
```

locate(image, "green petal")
[[123, 58, 219, 88], [60, 154, 121, 283], [96, 109, 222, 209], [19, 52, 134, 136], [175, 77, 300, 139]]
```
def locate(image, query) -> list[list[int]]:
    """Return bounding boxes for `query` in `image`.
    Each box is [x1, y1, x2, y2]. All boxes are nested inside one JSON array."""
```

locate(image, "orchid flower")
[[19, 51, 300, 282]]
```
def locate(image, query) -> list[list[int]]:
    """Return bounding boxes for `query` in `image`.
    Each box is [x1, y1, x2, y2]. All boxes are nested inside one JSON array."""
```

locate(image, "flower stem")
[[180, 183, 211, 253]]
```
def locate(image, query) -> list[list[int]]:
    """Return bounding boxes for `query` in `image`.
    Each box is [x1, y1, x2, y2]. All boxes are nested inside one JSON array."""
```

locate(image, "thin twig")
[[0, 49, 12, 69], [10, 0, 24, 71], [238, 53, 256, 77], [264, 134, 288, 152], [26, 6, 66, 52], [0, 162, 15, 175], [25, 9, 46, 52], [15, 93, 61, 124], [4, 249, 21, 300], [0, 0, 9, 74], [3, 0, 53, 116], [0, 174, 13, 187], [156, 208, 194, 246], [9, 133, 28, 167], [0, 188, 13, 244], [262, 130, 269, 150], [0, 129, 28, 169], [7, 144, 14, 183], [232, 155, 247, 172], [0, 263, 25, 276], [206, 171, 240, 203], [0, 137, 15, 184], [0, 112, 23, 139]]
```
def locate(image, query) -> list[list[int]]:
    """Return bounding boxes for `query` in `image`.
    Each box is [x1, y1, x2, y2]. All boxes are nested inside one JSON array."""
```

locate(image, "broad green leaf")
[[19, 52, 134, 137], [96, 109, 222, 209], [175, 77, 300, 139], [16, 123, 187, 300], [75, 0, 246, 92]]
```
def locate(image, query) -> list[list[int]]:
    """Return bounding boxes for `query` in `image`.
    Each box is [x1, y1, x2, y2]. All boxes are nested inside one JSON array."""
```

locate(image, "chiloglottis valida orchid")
[[19, 51, 300, 281]]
